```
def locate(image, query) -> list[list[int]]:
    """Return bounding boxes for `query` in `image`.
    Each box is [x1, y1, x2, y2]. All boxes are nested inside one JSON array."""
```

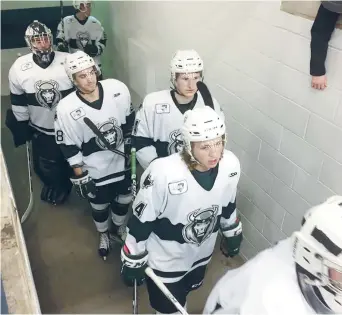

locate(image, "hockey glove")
[[121, 245, 148, 287], [5, 109, 34, 147], [70, 170, 97, 199], [83, 44, 99, 57], [220, 219, 242, 258], [40, 183, 72, 205], [56, 42, 69, 53]]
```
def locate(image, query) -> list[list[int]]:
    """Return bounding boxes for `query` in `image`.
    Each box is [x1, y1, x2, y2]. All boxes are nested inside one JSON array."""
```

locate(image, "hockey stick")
[[21, 142, 34, 224], [145, 267, 189, 315], [60, 1, 65, 35], [83, 117, 128, 158], [131, 147, 138, 314], [197, 81, 214, 110]]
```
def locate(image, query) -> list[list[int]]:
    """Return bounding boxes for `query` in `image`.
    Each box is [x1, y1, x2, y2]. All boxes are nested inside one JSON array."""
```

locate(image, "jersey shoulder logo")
[[182, 205, 219, 246], [76, 31, 91, 49], [70, 107, 86, 120], [142, 173, 154, 189], [168, 129, 184, 155], [94, 117, 123, 150], [21, 62, 33, 71], [35, 80, 62, 110], [168, 180, 187, 195], [155, 103, 170, 114]]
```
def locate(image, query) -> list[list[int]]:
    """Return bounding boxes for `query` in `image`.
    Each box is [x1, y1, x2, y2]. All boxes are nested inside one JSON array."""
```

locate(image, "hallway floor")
[[1, 96, 244, 314]]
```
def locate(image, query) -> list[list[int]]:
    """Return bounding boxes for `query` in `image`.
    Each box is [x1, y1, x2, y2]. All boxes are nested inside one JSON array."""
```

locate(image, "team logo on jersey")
[[76, 31, 91, 49], [142, 173, 154, 189], [156, 103, 170, 114], [182, 206, 219, 246], [95, 118, 123, 150], [21, 62, 33, 71], [168, 129, 184, 155], [70, 107, 86, 120], [35, 80, 62, 110], [168, 180, 188, 195]]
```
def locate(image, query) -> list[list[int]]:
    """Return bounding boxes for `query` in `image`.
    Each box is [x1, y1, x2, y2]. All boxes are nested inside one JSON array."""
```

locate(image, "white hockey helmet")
[[73, 0, 91, 11], [64, 51, 96, 82], [182, 106, 226, 156], [170, 50, 204, 84], [293, 195, 342, 310]]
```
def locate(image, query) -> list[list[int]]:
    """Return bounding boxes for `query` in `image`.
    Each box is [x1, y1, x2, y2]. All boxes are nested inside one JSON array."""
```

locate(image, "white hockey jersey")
[[54, 79, 134, 186], [9, 52, 74, 136], [125, 150, 240, 283], [56, 15, 106, 67], [203, 238, 322, 315], [132, 89, 225, 169]]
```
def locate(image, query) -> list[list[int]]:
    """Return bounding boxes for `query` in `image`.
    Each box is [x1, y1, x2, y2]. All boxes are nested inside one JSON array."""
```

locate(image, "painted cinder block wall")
[[104, 1, 342, 260]]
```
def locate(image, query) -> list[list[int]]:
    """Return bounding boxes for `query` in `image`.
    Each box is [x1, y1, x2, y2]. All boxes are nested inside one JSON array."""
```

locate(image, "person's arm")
[[119, 83, 135, 158], [220, 155, 242, 258], [310, 4, 339, 89], [6, 64, 32, 147], [132, 100, 159, 169], [203, 252, 259, 314], [121, 161, 166, 286], [54, 108, 96, 198], [84, 20, 107, 57], [56, 19, 69, 52]]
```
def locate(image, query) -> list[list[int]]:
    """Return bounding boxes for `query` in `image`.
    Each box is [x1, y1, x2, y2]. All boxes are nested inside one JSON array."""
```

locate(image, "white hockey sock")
[[111, 212, 126, 226]]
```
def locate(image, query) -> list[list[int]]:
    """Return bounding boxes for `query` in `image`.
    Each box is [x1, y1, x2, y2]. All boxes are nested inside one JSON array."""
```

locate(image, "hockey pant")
[[89, 176, 132, 232], [31, 131, 73, 204], [146, 265, 207, 314]]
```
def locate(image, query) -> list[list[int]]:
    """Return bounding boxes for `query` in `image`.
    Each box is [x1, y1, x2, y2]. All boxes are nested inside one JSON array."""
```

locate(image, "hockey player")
[[56, 0, 107, 79], [6, 20, 74, 205], [54, 51, 135, 260], [121, 106, 242, 314], [203, 196, 342, 315], [132, 49, 225, 170]]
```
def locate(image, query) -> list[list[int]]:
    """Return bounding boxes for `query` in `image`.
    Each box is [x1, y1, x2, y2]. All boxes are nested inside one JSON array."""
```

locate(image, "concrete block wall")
[[108, 1, 341, 259]]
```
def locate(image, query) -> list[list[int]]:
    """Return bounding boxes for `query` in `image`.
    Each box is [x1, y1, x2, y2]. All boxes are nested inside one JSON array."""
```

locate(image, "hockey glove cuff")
[[220, 219, 242, 258], [121, 245, 148, 287], [70, 170, 97, 199], [84, 44, 99, 57]]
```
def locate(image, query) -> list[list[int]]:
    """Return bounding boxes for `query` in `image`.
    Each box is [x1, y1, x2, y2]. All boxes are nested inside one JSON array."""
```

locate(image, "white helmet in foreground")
[[182, 106, 226, 158], [293, 195, 342, 312], [64, 51, 96, 82], [170, 50, 204, 84], [73, 0, 91, 11]]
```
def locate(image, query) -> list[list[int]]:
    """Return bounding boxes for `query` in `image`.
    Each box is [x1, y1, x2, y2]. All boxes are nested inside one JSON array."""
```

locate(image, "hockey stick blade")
[[197, 81, 214, 109], [83, 117, 127, 158], [145, 267, 189, 315]]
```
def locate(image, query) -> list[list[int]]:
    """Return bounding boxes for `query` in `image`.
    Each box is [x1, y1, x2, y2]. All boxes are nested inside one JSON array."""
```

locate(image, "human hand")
[[311, 75, 327, 90]]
